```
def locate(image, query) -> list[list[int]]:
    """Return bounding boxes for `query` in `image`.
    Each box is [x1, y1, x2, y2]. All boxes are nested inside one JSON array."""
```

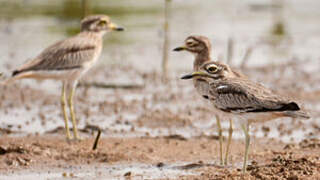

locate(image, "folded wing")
[[12, 35, 97, 76], [209, 78, 300, 114]]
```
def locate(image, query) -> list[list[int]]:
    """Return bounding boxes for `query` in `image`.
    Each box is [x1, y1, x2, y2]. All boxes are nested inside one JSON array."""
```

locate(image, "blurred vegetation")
[[271, 21, 286, 36], [0, 0, 163, 43], [0, 0, 161, 20]]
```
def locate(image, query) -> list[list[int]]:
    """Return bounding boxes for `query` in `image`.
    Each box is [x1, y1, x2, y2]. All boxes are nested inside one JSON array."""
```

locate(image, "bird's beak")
[[109, 23, 125, 31], [181, 71, 207, 80], [173, 46, 187, 51]]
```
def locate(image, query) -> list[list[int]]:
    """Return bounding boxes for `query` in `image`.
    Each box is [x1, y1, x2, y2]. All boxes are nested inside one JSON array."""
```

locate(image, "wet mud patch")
[[135, 109, 192, 129]]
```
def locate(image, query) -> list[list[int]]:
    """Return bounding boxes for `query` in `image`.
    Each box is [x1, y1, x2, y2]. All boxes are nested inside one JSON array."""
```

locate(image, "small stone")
[[287, 175, 298, 180], [124, 171, 131, 177], [156, 162, 165, 168], [0, 146, 7, 155]]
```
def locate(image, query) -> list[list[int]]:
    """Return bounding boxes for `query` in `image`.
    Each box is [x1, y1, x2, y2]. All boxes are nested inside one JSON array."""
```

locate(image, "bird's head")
[[173, 35, 211, 54], [80, 15, 124, 34], [181, 61, 233, 82]]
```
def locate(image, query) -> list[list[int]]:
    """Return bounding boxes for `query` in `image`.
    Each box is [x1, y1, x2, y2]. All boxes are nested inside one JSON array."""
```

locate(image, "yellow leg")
[[224, 119, 233, 165], [68, 84, 80, 140], [61, 83, 72, 140], [241, 123, 250, 173], [216, 115, 224, 166]]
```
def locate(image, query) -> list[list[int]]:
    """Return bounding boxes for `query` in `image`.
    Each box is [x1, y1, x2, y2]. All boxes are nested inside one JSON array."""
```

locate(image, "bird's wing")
[[208, 78, 300, 113], [13, 35, 99, 76]]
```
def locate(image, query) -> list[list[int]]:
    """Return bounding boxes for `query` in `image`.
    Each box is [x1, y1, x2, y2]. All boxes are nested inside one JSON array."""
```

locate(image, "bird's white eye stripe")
[[217, 85, 228, 90], [186, 39, 194, 43], [186, 39, 199, 46]]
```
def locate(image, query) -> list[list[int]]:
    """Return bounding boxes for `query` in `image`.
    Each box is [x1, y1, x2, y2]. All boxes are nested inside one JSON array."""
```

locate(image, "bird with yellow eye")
[[174, 35, 245, 166], [180, 61, 309, 173], [1, 14, 124, 141]]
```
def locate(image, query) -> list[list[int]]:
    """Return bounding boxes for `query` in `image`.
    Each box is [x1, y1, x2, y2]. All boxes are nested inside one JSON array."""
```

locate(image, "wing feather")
[[13, 34, 99, 76], [209, 78, 300, 113]]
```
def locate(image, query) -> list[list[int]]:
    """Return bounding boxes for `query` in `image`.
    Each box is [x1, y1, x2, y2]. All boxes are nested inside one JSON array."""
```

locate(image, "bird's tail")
[[0, 72, 19, 86], [284, 111, 310, 119], [1, 70, 35, 86], [0, 72, 5, 85], [1, 78, 14, 86]]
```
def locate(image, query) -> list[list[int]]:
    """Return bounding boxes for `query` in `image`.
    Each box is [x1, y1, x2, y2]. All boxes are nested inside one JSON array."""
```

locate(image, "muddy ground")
[[0, 59, 320, 179], [0, 135, 320, 179], [0, 0, 320, 179]]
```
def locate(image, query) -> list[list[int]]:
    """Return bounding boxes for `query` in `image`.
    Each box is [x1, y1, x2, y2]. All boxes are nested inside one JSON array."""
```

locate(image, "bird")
[[180, 61, 309, 173], [1, 14, 124, 141], [173, 35, 244, 166]]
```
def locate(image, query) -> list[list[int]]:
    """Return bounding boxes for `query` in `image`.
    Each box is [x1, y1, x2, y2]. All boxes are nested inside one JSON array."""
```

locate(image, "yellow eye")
[[206, 64, 218, 73], [186, 40, 198, 47], [98, 20, 107, 26]]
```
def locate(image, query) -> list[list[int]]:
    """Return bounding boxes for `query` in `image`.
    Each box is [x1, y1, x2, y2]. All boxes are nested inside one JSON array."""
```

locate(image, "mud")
[[0, 135, 320, 179], [1, 0, 320, 179], [1, 59, 320, 179]]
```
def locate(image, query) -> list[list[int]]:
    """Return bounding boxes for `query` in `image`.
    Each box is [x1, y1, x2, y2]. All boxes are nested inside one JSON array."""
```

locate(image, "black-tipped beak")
[[109, 23, 125, 31], [173, 46, 186, 51], [181, 74, 194, 79], [180, 72, 207, 80], [115, 27, 125, 31]]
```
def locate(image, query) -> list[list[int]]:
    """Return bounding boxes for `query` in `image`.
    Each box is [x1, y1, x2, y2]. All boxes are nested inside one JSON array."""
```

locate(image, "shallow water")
[[0, 162, 198, 180], [0, 0, 319, 143]]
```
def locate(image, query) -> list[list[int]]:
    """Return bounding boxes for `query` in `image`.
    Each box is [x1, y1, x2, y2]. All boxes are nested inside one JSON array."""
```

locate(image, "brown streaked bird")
[[173, 35, 245, 166], [1, 14, 124, 141], [181, 61, 309, 173]]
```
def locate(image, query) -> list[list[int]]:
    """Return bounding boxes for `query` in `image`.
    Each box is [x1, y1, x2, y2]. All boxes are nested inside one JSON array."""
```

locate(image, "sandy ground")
[[0, 135, 320, 179], [0, 60, 320, 179]]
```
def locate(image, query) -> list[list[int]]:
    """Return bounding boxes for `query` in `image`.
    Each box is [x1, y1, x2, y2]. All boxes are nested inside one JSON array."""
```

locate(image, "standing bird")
[[173, 35, 244, 165], [1, 15, 124, 141], [181, 61, 309, 173]]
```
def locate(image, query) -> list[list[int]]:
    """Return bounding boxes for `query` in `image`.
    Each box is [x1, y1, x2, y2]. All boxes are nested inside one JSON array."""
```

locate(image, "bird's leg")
[[61, 82, 72, 140], [224, 118, 233, 165], [68, 82, 81, 140], [241, 123, 250, 173], [216, 115, 224, 166]]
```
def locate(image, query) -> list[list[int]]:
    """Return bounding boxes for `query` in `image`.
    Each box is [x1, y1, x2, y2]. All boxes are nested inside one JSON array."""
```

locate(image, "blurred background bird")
[[1, 14, 124, 141]]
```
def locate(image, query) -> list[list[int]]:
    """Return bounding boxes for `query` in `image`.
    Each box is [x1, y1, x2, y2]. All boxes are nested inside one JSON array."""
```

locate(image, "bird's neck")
[[194, 49, 211, 71], [80, 31, 106, 38]]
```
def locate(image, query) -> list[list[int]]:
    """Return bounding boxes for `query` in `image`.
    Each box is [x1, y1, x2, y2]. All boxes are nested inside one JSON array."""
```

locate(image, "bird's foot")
[[65, 136, 83, 144], [73, 135, 84, 142]]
